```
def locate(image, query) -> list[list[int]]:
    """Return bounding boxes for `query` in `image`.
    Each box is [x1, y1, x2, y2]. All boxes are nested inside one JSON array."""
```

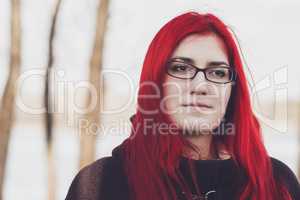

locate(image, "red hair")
[[121, 12, 291, 200]]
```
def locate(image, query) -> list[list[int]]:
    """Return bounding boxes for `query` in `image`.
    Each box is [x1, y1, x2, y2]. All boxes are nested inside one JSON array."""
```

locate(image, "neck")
[[183, 132, 218, 160]]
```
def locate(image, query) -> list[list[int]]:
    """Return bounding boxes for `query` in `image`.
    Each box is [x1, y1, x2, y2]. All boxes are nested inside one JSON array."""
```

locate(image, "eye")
[[214, 69, 226, 77], [208, 68, 229, 78], [168, 62, 194, 73], [169, 64, 188, 72], [166, 61, 197, 79]]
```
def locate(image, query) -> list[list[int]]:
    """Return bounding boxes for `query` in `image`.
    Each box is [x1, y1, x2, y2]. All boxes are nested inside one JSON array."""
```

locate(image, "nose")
[[190, 71, 209, 95]]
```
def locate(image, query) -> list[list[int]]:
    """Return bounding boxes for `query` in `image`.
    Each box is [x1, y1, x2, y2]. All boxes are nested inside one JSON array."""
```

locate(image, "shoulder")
[[270, 157, 298, 181], [65, 156, 116, 200], [270, 157, 300, 199]]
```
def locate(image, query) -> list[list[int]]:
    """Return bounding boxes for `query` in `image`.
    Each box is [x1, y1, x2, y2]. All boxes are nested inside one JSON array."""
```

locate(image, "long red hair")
[[121, 12, 291, 200]]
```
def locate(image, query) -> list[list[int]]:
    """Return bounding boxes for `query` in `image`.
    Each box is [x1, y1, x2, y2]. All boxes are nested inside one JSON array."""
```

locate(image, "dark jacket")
[[65, 143, 300, 200]]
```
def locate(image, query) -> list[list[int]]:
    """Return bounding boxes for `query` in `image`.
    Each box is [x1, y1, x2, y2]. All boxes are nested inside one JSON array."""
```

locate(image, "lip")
[[182, 103, 213, 109]]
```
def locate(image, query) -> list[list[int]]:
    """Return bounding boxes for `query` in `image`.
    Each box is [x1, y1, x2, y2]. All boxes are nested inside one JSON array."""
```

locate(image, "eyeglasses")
[[166, 60, 237, 84]]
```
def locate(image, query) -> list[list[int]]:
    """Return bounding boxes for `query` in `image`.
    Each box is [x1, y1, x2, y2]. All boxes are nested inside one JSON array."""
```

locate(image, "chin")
[[174, 116, 216, 133]]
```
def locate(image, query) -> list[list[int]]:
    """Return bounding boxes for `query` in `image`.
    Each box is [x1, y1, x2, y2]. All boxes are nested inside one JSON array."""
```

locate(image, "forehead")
[[170, 33, 229, 65]]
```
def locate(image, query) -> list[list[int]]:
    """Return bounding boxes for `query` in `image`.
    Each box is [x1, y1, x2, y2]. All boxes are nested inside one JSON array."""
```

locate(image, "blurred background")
[[0, 0, 299, 199]]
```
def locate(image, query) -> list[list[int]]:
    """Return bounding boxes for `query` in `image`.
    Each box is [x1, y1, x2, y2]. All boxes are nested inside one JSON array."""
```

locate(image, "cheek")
[[162, 79, 187, 109], [217, 85, 232, 115]]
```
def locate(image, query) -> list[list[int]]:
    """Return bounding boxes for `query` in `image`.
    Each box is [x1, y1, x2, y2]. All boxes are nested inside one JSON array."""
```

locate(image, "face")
[[162, 33, 234, 135]]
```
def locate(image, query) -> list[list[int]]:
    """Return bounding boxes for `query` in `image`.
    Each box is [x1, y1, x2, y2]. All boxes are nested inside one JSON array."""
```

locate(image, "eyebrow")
[[169, 56, 230, 67]]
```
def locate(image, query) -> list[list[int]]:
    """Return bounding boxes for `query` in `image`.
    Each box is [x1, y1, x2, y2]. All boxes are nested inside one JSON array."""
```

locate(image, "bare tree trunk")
[[45, 0, 62, 200], [0, 0, 21, 199], [79, 0, 110, 168]]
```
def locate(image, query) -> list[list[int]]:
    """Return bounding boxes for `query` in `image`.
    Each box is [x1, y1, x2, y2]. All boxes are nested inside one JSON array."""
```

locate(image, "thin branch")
[[79, 0, 110, 168], [45, 0, 62, 200], [0, 0, 21, 199]]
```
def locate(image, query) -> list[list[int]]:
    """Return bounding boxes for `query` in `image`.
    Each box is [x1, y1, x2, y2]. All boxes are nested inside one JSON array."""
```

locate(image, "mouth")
[[182, 103, 213, 109]]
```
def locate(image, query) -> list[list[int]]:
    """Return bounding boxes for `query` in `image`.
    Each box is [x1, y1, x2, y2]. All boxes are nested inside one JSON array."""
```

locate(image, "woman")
[[65, 12, 300, 200]]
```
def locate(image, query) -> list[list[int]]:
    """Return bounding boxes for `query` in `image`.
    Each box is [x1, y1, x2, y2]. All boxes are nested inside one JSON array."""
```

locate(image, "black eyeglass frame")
[[165, 60, 237, 84]]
